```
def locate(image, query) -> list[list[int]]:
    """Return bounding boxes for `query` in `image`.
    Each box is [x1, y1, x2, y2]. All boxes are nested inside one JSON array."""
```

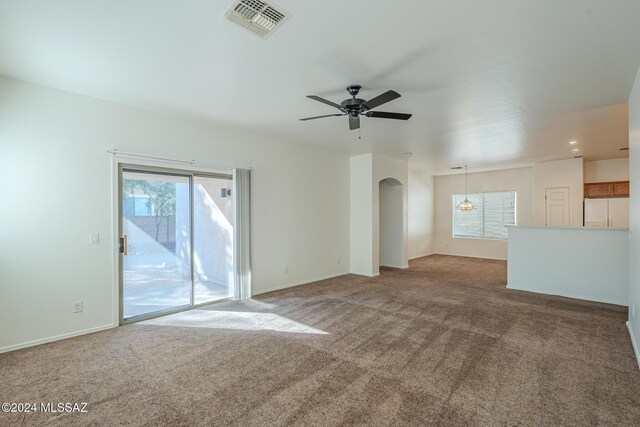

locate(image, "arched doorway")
[[379, 178, 404, 268]]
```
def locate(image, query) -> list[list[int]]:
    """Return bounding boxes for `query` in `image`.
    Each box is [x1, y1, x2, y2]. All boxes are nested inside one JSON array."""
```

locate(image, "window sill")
[[452, 236, 507, 242]]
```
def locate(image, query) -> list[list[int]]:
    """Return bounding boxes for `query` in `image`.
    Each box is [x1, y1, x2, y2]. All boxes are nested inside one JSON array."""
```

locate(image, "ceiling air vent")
[[225, 0, 290, 38]]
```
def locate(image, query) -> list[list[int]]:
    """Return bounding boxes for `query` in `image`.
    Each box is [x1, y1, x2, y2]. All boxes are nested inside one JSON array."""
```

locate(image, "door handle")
[[119, 235, 128, 255]]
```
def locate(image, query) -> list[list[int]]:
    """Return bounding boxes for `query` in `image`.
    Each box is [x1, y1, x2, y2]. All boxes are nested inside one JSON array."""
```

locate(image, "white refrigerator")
[[584, 198, 629, 228]]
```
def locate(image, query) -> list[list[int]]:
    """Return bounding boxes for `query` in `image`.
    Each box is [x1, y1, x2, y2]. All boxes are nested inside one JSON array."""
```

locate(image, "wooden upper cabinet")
[[585, 183, 613, 197], [613, 181, 629, 197], [584, 181, 629, 198]]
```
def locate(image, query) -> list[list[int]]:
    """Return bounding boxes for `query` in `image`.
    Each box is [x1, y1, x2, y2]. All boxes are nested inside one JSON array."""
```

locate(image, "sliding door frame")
[[117, 163, 233, 325]]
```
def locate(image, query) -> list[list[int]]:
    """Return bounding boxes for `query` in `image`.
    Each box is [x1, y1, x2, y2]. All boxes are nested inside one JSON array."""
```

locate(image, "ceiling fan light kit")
[[300, 85, 412, 131]]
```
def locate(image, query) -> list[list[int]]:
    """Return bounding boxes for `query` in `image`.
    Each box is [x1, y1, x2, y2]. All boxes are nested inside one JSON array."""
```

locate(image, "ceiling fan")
[[300, 85, 412, 130]]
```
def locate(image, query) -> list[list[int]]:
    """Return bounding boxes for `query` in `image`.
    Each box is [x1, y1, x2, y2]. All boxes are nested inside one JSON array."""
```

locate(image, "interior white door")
[[545, 187, 570, 226], [584, 198, 609, 227], [608, 198, 629, 228]]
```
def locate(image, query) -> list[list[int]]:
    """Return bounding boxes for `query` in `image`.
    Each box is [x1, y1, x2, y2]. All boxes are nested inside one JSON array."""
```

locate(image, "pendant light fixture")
[[457, 164, 477, 212]]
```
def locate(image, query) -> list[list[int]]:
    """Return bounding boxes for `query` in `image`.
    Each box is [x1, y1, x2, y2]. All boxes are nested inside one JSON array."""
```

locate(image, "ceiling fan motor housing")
[[342, 97, 366, 108], [342, 85, 366, 116]]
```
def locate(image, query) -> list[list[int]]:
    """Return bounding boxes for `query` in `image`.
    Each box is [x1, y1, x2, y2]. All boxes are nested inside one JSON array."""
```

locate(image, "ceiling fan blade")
[[299, 114, 346, 121], [349, 116, 360, 130], [365, 111, 412, 120], [361, 90, 401, 110], [307, 95, 344, 110]]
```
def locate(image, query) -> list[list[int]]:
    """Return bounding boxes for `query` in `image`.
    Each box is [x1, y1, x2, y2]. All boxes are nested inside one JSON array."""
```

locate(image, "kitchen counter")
[[507, 226, 628, 305], [508, 225, 628, 231]]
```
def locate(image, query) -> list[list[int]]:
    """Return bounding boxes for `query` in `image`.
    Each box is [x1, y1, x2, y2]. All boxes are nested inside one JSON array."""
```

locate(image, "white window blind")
[[453, 191, 516, 239]]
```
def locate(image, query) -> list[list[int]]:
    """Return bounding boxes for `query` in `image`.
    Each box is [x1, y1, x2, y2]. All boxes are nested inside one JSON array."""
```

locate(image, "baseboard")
[[349, 271, 380, 278], [0, 323, 117, 354], [253, 271, 350, 296], [409, 252, 435, 260], [506, 284, 628, 307], [627, 321, 640, 371], [380, 264, 409, 269]]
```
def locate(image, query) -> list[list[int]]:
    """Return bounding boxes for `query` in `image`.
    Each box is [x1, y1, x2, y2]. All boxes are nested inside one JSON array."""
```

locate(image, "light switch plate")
[[90, 233, 100, 245]]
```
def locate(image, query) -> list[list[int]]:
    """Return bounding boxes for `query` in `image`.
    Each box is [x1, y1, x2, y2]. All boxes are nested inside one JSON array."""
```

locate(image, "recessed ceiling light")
[[619, 147, 629, 151], [451, 166, 463, 170], [405, 152, 413, 157], [574, 155, 583, 159], [572, 148, 579, 152], [569, 141, 577, 145]]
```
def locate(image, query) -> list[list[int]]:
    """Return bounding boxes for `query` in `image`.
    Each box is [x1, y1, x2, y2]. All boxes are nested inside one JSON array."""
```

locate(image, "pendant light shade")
[[457, 198, 476, 212], [457, 165, 477, 212]]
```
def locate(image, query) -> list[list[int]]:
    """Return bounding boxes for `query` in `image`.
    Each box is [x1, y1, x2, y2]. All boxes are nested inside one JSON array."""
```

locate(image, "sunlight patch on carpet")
[[139, 309, 329, 334]]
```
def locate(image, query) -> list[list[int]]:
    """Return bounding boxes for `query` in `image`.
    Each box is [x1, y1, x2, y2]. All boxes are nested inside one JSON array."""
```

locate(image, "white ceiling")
[[1, 0, 639, 174]]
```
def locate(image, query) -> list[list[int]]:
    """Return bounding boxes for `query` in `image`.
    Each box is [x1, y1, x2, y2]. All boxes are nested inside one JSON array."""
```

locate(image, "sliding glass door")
[[119, 166, 234, 323], [193, 175, 234, 304]]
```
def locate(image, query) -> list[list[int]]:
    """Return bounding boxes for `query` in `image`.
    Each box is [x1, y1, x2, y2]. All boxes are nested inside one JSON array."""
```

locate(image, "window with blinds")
[[453, 191, 516, 239]]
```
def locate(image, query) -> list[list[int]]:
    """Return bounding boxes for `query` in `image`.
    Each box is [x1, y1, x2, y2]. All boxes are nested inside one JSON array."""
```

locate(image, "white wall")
[[408, 164, 434, 259], [584, 158, 629, 183], [534, 158, 584, 227], [349, 154, 374, 276], [508, 227, 628, 306], [628, 67, 640, 367], [350, 153, 408, 276], [0, 77, 351, 352], [434, 167, 534, 260]]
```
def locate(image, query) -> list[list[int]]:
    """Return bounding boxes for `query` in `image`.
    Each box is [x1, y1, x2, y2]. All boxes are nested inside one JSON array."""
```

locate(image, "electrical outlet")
[[73, 301, 83, 313], [284, 266, 288, 275], [90, 233, 100, 245]]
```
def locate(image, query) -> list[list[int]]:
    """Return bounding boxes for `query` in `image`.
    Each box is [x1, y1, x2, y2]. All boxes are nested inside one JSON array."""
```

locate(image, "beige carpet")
[[1, 255, 639, 426]]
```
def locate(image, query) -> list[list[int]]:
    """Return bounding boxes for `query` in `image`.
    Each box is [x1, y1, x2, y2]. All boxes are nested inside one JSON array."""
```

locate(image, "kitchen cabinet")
[[584, 181, 629, 198]]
